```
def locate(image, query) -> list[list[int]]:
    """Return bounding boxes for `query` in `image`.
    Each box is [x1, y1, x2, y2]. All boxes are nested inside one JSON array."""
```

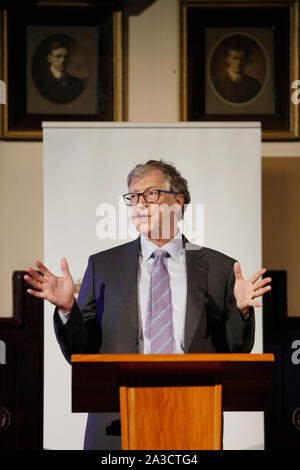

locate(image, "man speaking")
[[24, 159, 271, 449]]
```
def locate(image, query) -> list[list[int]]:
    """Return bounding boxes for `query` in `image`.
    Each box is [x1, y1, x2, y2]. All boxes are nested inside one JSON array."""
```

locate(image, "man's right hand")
[[24, 258, 75, 314]]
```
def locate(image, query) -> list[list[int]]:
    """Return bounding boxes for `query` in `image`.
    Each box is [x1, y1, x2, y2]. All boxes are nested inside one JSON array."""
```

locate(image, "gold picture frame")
[[0, 2, 125, 140], [180, 0, 299, 141]]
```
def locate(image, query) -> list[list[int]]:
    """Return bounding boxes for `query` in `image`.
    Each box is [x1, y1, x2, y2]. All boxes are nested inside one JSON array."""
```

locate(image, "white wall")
[[127, 0, 179, 121], [43, 121, 262, 450]]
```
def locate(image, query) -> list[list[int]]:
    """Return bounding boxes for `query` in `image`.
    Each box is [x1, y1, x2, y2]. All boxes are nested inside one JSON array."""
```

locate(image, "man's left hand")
[[233, 262, 272, 315]]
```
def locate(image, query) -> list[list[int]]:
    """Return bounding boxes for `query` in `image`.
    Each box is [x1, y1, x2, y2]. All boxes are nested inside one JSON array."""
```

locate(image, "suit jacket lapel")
[[183, 235, 208, 352], [118, 237, 141, 344]]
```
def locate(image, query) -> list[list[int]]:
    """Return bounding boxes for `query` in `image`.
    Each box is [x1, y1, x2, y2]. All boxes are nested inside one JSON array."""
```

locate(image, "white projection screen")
[[42, 122, 263, 450]]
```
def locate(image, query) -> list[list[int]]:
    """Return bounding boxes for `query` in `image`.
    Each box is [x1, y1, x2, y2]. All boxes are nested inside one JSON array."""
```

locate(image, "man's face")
[[226, 49, 247, 74], [129, 171, 184, 240], [47, 47, 70, 73]]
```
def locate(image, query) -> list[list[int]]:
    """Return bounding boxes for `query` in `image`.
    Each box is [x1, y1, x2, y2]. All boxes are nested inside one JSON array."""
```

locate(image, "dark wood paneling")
[[0, 271, 43, 449], [263, 270, 300, 450]]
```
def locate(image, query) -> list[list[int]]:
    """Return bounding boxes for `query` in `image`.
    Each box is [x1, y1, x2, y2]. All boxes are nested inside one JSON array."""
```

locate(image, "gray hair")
[[127, 159, 191, 213]]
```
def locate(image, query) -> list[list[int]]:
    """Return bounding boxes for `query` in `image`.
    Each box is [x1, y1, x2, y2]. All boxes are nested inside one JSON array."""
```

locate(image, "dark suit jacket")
[[53, 234, 255, 448], [213, 72, 261, 104], [35, 68, 84, 104]]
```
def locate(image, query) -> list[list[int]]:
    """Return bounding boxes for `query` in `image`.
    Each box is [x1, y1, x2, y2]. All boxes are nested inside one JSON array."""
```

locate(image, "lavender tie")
[[145, 249, 173, 354]]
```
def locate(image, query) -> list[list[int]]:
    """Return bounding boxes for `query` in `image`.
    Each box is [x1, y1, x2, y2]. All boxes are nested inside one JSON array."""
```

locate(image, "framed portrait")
[[180, 0, 299, 141], [0, 2, 125, 140]]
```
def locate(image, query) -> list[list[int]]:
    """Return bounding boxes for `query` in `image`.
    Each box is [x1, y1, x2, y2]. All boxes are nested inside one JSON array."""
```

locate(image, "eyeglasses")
[[122, 189, 179, 206]]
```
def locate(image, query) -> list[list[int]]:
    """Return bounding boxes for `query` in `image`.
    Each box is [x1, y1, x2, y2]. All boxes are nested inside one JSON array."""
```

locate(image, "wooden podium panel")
[[71, 354, 274, 450], [120, 384, 222, 450]]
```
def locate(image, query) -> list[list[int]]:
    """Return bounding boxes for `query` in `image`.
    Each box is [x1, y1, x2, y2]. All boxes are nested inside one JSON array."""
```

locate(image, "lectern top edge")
[[71, 353, 274, 363]]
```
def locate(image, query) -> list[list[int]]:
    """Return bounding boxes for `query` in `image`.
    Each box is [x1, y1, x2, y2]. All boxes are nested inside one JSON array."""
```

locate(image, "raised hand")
[[24, 258, 75, 313], [233, 262, 272, 315]]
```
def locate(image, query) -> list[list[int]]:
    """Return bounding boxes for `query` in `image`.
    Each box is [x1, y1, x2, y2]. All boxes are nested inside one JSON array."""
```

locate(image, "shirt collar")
[[140, 229, 183, 262]]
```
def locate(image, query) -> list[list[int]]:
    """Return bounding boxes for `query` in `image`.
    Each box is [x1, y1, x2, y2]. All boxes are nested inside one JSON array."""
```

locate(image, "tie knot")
[[152, 249, 169, 259]]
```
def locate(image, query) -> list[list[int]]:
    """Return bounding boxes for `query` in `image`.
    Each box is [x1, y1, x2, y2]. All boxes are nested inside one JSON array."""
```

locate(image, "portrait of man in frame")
[[205, 28, 274, 115], [210, 34, 264, 104], [32, 35, 86, 105], [26, 26, 99, 116]]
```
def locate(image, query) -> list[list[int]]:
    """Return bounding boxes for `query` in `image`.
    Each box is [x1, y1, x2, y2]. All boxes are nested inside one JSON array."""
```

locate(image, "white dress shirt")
[[137, 230, 187, 354]]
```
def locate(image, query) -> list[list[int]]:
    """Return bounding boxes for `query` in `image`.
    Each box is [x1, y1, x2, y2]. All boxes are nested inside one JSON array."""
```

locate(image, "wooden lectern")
[[71, 353, 274, 450]]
